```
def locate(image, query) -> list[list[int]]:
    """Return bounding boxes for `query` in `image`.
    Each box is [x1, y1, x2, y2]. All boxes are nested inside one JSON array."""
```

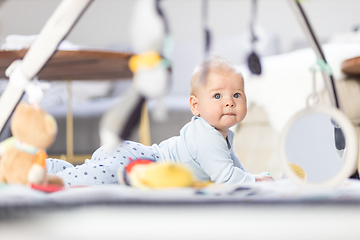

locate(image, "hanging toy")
[[198, 0, 212, 83], [247, 0, 262, 75], [129, 0, 172, 101], [310, 60, 346, 154], [129, 51, 163, 73], [128, 50, 171, 100], [99, 0, 172, 148]]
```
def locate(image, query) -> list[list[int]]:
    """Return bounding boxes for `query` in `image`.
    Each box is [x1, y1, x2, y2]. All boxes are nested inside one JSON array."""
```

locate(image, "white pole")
[[0, 0, 93, 133]]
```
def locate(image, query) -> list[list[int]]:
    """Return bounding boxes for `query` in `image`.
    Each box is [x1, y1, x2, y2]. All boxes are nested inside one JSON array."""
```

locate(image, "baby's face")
[[190, 70, 247, 138]]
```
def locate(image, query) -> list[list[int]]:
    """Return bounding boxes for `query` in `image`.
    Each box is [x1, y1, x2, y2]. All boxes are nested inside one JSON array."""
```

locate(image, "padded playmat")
[[2, 179, 360, 240], [1, 178, 360, 208]]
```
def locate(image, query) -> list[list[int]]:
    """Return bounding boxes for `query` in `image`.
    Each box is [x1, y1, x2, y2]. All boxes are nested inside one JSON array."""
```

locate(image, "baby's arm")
[[232, 149, 274, 182], [196, 131, 255, 184]]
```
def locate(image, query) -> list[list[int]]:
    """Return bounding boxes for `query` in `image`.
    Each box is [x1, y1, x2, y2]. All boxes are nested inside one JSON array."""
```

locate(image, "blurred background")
[[0, 0, 359, 178]]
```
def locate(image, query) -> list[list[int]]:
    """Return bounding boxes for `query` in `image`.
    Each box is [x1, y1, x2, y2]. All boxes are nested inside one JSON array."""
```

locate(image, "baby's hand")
[[254, 172, 274, 182]]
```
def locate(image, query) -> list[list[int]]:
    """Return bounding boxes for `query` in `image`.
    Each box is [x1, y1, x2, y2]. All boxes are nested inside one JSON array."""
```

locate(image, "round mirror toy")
[[280, 66, 358, 188], [280, 104, 358, 188]]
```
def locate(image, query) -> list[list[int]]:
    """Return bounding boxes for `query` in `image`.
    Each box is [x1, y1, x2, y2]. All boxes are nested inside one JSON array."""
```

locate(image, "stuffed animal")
[[118, 158, 211, 188], [0, 102, 64, 187]]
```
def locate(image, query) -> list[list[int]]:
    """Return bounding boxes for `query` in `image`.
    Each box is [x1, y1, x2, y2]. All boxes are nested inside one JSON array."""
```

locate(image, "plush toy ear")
[[190, 95, 200, 116]]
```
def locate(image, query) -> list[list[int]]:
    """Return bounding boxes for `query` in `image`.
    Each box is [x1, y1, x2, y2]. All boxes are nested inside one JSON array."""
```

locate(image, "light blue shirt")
[[153, 116, 255, 184]]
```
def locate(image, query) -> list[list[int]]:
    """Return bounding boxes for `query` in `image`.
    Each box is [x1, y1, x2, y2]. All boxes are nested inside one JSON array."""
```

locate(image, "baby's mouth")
[[223, 113, 235, 116]]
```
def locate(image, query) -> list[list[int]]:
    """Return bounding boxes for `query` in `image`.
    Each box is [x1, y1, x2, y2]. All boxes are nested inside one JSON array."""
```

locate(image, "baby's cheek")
[[236, 111, 247, 123]]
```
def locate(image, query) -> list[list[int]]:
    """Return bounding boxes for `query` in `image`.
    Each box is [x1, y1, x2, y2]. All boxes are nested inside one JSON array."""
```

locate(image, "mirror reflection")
[[285, 112, 345, 183]]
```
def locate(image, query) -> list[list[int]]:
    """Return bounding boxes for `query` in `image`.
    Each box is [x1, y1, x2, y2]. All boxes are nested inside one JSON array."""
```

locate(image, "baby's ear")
[[190, 95, 200, 116]]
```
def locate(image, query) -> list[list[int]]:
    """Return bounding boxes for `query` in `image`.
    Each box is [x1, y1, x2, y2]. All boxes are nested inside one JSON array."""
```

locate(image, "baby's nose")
[[225, 100, 235, 107]]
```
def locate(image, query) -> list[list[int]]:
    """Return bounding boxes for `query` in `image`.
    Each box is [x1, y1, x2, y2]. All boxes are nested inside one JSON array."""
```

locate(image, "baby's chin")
[[221, 114, 239, 123], [216, 118, 240, 129]]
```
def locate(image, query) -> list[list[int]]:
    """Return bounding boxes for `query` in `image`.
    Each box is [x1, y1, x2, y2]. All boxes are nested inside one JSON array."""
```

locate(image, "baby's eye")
[[233, 93, 241, 98], [214, 93, 221, 99]]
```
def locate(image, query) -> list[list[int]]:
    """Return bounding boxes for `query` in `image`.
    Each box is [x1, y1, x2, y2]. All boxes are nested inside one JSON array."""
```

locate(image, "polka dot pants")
[[46, 141, 161, 186]]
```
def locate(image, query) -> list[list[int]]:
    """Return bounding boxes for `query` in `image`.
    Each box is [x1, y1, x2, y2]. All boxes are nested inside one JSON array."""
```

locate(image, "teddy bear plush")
[[0, 102, 64, 187]]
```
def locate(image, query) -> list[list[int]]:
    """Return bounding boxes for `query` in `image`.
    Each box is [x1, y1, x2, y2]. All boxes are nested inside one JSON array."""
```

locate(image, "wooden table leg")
[[66, 80, 74, 160], [139, 101, 151, 146], [53, 82, 151, 164]]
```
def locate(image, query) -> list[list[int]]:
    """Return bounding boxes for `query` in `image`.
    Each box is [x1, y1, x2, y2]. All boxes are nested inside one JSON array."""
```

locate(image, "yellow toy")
[[128, 51, 163, 73], [0, 102, 64, 188], [118, 159, 210, 189], [289, 162, 307, 180]]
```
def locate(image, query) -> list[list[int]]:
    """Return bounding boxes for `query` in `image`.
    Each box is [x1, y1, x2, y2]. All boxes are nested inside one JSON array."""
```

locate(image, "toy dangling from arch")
[[113, 0, 204, 189], [247, 0, 262, 75], [99, 0, 172, 149], [128, 0, 172, 115], [198, 0, 212, 83]]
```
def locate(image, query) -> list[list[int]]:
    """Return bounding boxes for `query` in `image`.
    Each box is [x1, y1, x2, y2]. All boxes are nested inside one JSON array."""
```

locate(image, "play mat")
[[1, 178, 360, 208], [1, 179, 360, 240]]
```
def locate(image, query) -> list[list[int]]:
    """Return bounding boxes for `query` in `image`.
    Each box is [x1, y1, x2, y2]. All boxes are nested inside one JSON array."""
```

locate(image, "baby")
[[47, 55, 273, 185]]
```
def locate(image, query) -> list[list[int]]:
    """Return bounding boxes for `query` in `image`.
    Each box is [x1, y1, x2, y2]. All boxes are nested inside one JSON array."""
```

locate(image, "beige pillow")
[[322, 78, 360, 125]]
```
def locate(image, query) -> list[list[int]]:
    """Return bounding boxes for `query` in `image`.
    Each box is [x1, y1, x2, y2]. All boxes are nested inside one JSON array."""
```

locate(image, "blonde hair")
[[190, 55, 243, 95]]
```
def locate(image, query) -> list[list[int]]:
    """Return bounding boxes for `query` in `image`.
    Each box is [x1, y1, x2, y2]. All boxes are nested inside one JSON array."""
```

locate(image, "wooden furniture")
[[0, 49, 133, 80], [341, 56, 360, 77], [0, 49, 151, 163]]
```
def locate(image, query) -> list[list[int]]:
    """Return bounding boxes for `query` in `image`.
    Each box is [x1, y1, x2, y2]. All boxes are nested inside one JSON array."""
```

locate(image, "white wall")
[[0, 0, 359, 96], [1, 0, 358, 50]]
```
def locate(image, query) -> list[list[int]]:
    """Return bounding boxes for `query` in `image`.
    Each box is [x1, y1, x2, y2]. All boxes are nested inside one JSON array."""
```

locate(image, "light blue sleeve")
[[195, 130, 255, 184], [231, 148, 248, 172]]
